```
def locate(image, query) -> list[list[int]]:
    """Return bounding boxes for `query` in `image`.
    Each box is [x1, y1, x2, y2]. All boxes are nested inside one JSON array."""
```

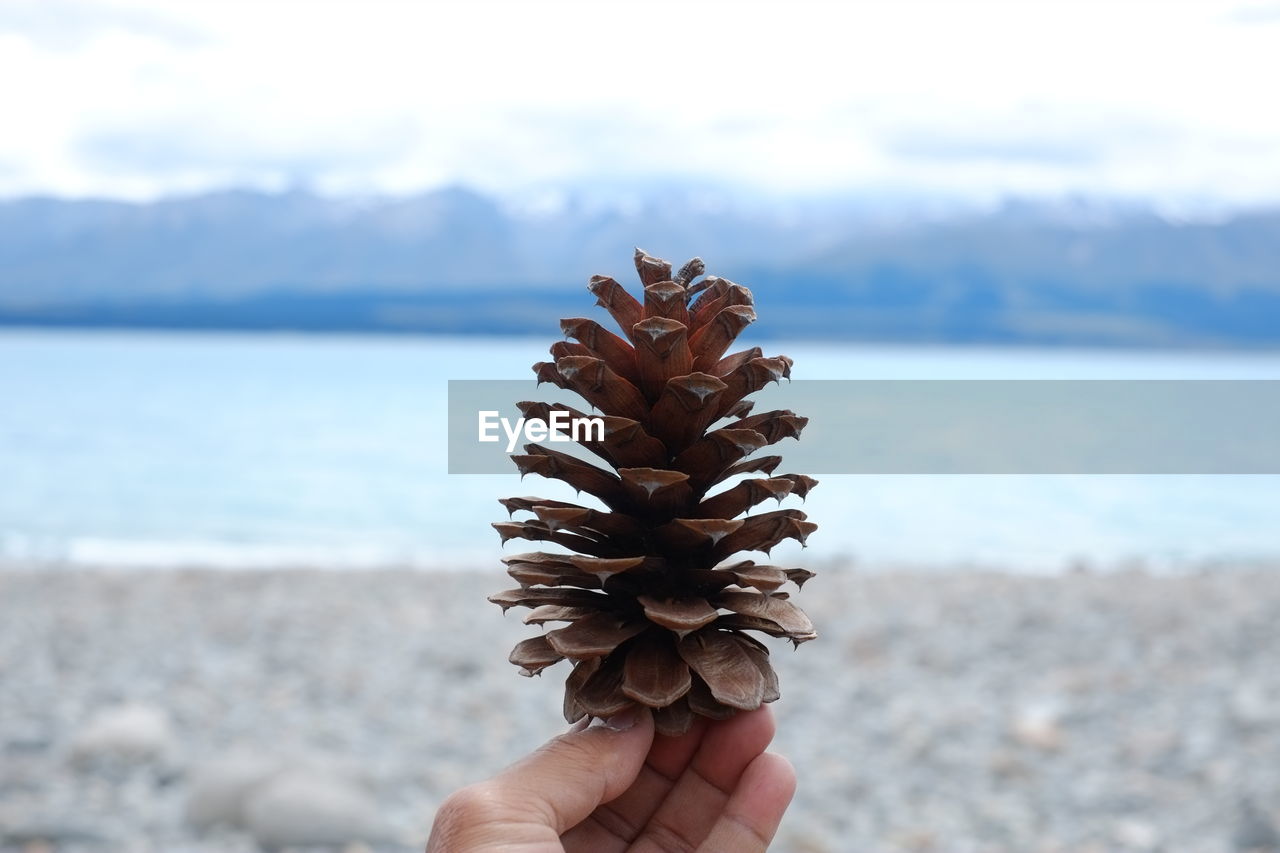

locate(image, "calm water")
[[2, 328, 1278, 571]]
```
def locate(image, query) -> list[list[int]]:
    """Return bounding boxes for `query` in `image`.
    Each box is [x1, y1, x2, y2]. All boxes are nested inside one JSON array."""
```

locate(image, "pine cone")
[[490, 249, 818, 736]]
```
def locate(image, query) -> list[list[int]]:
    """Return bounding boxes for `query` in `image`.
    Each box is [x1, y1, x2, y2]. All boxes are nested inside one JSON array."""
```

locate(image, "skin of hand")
[[426, 705, 796, 852]]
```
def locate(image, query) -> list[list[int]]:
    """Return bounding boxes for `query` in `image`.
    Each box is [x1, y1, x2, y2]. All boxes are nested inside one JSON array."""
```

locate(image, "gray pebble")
[[243, 769, 385, 850]]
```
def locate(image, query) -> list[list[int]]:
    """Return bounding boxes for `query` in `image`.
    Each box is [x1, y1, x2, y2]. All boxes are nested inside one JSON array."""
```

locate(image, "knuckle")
[[640, 819, 699, 853], [724, 813, 773, 850], [590, 802, 643, 843], [434, 783, 503, 828]]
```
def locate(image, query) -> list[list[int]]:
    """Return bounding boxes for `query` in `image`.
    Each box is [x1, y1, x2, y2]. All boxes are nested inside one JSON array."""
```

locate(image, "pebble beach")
[[2, 565, 1279, 852]]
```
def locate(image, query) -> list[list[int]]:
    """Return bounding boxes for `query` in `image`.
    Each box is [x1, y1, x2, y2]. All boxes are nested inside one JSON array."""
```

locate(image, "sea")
[[2, 328, 1278, 573]]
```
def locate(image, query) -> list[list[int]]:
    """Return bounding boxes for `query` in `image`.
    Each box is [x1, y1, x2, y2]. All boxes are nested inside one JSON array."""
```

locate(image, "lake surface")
[[2, 329, 1278, 571]]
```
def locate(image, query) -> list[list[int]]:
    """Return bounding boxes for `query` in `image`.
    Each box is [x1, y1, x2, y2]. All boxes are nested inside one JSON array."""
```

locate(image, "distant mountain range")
[[2, 187, 1278, 347]]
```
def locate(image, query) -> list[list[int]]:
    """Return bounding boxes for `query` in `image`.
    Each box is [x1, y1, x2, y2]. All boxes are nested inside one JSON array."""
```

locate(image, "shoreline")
[[4, 552, 1280, 576]]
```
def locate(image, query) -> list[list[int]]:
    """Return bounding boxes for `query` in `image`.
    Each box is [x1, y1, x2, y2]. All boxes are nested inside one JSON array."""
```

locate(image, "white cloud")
[[0, 0, 207, 50], [1, 0, 1277, 205]]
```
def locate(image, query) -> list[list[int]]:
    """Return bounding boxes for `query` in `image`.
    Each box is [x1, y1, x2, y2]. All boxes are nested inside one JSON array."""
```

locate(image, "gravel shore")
[[2, 566, 1278, 852]]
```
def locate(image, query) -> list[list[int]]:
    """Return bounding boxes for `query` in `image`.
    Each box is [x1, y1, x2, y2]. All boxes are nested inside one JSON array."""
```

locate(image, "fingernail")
[[568, 716, 591, 733], [590, 706, 639, 731]]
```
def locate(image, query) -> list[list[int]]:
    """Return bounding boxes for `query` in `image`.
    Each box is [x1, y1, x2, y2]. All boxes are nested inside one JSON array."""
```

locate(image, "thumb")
[[428, 706, 654, 850], [498, 706, 655, 831]]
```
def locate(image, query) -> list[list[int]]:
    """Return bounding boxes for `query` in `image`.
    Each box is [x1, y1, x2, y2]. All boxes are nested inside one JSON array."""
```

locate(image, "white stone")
[[1010, 700, 1064, 751], [69, 704, 176, 766], [1114, 818, 1160, 849], [243, 769, 385, 849], [184, 751, 283, 829]]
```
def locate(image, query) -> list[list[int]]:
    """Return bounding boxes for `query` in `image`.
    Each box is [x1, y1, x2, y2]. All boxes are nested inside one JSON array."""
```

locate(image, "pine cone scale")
[[621, 631, 693, 707], [545, 612, 647, 658], [636, 594, 720, 633], [575, 656, 633, 719], [677, 629, 768, 711]]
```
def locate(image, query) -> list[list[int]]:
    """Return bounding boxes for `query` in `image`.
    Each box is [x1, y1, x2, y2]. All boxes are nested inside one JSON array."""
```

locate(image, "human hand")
[[426, 705, 795, 852]]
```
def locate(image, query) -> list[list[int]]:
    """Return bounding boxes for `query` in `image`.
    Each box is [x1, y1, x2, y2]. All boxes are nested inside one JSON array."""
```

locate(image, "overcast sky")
[[2, 0, 1278, 206]]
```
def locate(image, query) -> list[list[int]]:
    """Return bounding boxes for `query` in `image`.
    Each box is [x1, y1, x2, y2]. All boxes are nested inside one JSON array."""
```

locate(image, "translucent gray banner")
[[448, 380, 1280, 474]]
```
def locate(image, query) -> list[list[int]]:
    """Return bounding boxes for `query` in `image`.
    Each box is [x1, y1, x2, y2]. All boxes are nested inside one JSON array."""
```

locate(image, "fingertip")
[[566, 705, 655, 803], [645, 711, 710, 778], [749, 703, 778, 738], [728, 704, 778, 743], [588, 703, 648, 732], [551, 704, 654, 760], [750, 751, 798, 805], [595, 705, 655, 801], [689, 703, 779, 791]]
